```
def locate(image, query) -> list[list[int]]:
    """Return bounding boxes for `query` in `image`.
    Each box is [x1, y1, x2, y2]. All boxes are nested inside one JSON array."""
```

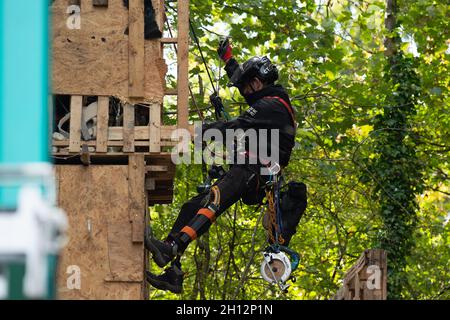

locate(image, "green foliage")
[[149, 0, 450, 300], [368, 52, 424, 298]]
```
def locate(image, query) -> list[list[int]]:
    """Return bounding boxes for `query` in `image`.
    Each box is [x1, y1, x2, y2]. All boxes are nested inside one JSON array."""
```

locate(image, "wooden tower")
[[50, 0, 190, 299]]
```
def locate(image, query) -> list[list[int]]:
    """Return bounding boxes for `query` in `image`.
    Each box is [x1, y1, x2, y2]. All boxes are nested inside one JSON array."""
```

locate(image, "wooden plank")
[[55, 125, 182, 143], [96, 96, 109, 153], [161, 37, 178, 44], [69, 95, 83, 153], [353, 273, 361, 300], [177, 0, 190, 129], [54, 140, 177, 148], [123, 103, 135, 152], [153, 0, 165, 32], [111, 125, 193, 141], [149, 103, 161, 153], [128, 0, 145, 98], [128, 154, 146, 243], [145, 165, 168, 172], [344, 282, 351, 300], [164, 88, 178, 96], [381, 250, 388, 300]]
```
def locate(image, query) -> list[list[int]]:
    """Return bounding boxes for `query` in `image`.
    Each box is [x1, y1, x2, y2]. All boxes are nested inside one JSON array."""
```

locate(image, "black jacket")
[[204, 59, 296, 167]]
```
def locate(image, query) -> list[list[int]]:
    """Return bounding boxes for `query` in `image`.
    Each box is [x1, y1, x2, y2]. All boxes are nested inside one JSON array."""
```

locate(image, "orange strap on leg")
[[197, 208, 216, 222], [180, 226, 197, 240]]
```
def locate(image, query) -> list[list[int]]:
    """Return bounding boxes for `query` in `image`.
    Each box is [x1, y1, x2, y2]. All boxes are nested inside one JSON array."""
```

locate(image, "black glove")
[[217, 37, 233, 63], [210, 93, 226, 119]]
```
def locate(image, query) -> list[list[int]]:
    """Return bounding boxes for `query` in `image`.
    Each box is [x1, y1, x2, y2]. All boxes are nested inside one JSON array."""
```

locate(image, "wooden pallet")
[[52, 95, 195, 157], [333, 249, 387, 300]]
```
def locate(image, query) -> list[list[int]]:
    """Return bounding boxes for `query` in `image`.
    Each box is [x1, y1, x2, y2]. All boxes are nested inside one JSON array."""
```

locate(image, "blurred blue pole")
[[0, 0, 50, 208]]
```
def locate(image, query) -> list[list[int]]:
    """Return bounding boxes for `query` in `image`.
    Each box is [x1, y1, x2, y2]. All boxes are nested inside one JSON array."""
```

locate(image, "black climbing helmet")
[[228, 56, 279, 88]]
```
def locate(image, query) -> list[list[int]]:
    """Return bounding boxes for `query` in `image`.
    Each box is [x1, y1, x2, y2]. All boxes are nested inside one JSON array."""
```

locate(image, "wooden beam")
[[128, 154, 145, 243], [177, 0, 189, 129], [69, 95, 83, 153], [123, 103, 135, 152], [164, 88, 178, 96], [96, 96, 109, 153], [128, 0, 145, 98], [54, 125, 194, 143], [109, 124, 194, 141], [145, 165, 168, 172], [54, 140, 177, 149], [149, 103, 161, 153], [161, 37, 178, 44]]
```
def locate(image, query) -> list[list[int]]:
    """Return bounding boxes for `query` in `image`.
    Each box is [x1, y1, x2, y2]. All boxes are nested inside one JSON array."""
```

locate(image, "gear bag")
[[279, 181, 307, 246]]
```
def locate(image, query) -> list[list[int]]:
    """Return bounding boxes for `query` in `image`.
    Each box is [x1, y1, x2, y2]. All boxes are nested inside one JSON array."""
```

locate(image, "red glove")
[[217, 38, 233, 63]]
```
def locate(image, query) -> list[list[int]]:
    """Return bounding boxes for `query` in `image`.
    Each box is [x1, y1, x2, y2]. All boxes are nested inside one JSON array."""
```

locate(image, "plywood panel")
[[51, 0, 166, 103], [56, 165, 144, 300], [104, 223, 142, 281]]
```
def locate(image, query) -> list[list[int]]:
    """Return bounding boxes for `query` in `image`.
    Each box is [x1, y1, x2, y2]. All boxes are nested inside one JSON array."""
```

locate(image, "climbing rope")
[[265, 182, 285, 246], [189, 19, 218, 97]]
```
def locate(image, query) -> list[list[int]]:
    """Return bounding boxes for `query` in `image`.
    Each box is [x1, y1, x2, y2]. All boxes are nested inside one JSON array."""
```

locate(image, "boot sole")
[[145, 237, 172, 268], [146, 274, 182, 294]]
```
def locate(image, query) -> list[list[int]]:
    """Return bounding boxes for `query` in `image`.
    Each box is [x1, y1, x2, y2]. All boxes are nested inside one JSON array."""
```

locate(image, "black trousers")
[[167, 165, 264, 244]]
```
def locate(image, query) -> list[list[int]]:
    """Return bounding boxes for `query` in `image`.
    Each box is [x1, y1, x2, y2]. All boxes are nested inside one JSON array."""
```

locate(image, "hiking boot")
[[144, 235, 178, 268], [145, 265, 184, 294]]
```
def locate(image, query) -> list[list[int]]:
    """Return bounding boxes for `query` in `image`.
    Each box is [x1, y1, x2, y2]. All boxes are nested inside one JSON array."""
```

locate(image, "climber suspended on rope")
[[145, 38, 305, 294]]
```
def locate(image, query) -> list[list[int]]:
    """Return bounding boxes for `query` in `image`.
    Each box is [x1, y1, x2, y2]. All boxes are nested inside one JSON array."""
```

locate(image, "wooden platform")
[[333, 249, 387, 300]]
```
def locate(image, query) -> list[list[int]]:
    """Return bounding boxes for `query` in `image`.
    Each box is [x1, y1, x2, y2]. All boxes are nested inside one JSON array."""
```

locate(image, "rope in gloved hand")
[[188, 19, 231, 121]]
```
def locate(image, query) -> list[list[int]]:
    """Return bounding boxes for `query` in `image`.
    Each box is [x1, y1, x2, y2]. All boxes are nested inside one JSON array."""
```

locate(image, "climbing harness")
[[260, 168, 300, 293]]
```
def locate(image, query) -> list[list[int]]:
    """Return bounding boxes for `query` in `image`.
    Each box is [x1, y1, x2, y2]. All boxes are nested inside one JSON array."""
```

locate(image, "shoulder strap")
[[264, 96, 296, 127]]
